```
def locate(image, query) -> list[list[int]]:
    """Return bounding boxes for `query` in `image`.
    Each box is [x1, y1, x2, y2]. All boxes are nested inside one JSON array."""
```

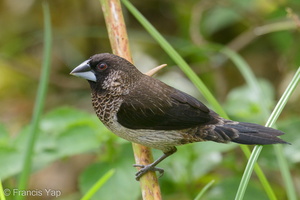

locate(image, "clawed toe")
[[133, 164, 164, 181], [131, 151, 176, 180]]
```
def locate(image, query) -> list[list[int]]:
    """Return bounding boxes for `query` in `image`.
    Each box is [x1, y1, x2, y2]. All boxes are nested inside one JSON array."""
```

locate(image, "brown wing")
[[117, 76, 212, 130]]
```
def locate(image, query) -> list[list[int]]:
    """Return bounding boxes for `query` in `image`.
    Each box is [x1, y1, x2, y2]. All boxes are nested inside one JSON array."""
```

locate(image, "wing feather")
[[117, 76, 211, 130]]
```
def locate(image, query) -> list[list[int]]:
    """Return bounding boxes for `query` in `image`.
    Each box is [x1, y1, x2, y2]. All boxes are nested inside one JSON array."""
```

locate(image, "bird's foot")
[[133, 164, 164, 181]]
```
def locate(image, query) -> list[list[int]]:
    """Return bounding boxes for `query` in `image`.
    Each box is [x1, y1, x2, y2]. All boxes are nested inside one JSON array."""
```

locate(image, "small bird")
[[70, 53, 288, 180]]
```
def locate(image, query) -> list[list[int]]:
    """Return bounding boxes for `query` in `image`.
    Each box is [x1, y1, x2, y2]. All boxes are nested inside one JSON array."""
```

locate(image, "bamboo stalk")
[[99, 0, 162, 199]]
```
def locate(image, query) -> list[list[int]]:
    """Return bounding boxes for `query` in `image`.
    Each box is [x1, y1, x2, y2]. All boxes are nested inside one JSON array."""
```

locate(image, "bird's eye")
[[97, 63, 108, 71]]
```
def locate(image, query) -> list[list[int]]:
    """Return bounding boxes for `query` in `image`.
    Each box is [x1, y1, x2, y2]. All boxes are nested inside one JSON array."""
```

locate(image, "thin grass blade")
[[0, 180, 6, 200], [121, 0, 227, 118], [17, 2, 52, 199], [81, 169, 115, 200], [194, 180, 215, 200], [234, 67, 300, 200]]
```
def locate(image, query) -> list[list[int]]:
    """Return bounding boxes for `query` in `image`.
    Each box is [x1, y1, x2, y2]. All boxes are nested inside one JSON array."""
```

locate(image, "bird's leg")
[[133, 147, 177, 181]]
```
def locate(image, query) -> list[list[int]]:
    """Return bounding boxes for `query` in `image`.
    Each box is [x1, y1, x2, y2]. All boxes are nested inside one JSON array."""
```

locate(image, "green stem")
[[17, 2, 52, 199], [221, 48, 277, 199], [194, 180, 215, 200], [81, 169, 115, 200], [270, 67, 300, 200], [265, 67, 300, 127], [239, 146, 277, 200], [220, 48, 270, 117], [235, 67, 300, 200], [0, 180, 6, 200], [121, 0, 227, 118]]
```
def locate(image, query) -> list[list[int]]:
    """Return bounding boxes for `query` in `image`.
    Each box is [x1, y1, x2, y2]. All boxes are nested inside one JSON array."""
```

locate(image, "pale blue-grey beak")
[[70, 59, 96, 82]]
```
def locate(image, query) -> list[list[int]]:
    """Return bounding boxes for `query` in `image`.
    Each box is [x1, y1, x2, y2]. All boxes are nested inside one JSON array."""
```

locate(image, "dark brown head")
[[70, 53, 143, 94]]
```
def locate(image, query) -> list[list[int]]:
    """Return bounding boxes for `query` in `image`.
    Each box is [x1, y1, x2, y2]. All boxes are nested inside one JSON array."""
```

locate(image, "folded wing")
[[117, 77, 212, 130]]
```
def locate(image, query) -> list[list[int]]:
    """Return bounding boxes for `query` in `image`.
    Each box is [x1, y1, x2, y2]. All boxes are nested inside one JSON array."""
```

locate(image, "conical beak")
[[70, 59, 96, 82]]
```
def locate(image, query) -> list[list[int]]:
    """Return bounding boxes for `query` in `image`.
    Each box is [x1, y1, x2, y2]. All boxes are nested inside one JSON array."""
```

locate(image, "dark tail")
[[228, 122, 288, 145], [205, 121, 289, 145]]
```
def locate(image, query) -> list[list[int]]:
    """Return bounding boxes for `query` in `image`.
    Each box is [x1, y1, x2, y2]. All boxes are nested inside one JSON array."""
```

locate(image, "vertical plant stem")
[[220, 48, 270, 117], [194, 180, 215, 200], [0, 180, 6, 200], [269, 67, 300, 200], [121, 0, 227, 118], [239, 146, 277, 200], [81, 169, 115, 200], [99, 0, 162, 199], [235, 145, 263, 200], [235, 67, 300, 200], [17, 1, 52, 199], [221, 48, 277, 200]]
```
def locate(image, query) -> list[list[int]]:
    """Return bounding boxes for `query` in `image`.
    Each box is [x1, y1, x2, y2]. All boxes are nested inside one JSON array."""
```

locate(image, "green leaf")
[[206, 177, 268, 200], [162, 142, 236, 183], [56, 125, 100, 156], [0, 106, 112, 180], [0, 148, 23, 180], [79, 144, 139, 200], [0, 124, 10, 147], [202, 7, 242, 36], [0, 124, 9, 139], [40, 106, 101, 134], [224, 79, 275, 123], [278, 118, 300, 163]]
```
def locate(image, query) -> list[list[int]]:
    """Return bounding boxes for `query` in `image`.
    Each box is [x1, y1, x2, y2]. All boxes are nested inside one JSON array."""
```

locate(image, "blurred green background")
[[0, 0, 300, 199]]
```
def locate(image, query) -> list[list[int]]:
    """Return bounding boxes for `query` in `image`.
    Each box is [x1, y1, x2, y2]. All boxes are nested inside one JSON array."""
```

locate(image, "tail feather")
[[225, 122, 288, 145], [203, 120, 289, 145]]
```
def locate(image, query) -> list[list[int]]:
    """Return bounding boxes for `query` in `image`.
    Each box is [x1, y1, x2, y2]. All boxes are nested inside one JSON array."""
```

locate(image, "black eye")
[[97, 63, 108, 71]]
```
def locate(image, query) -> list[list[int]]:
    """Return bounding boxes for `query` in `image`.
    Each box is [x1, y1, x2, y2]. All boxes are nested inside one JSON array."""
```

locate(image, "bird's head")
[[70, 53, 142, 94]]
